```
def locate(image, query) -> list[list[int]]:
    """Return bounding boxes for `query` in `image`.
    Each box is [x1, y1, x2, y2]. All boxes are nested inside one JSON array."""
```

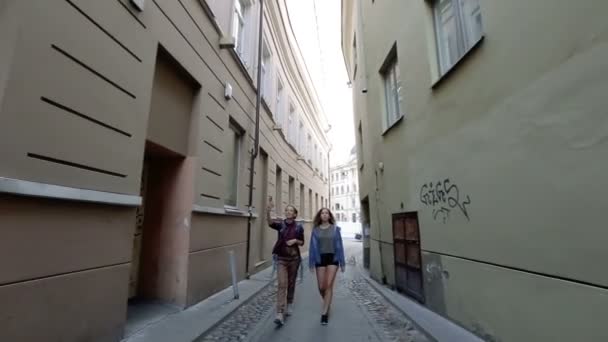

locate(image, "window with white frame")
[[288, 103, 295, 146], [275, 78, 284, 125], [298, 121, 304, 154], [261, 38, 272, 101], [314, 144, 319, 170], [433, 0, 483, 75], [232, 0, 250, 60], [225, 121, 243, 207], [307, 134, 312, 163], [380, 47, 402, 131]]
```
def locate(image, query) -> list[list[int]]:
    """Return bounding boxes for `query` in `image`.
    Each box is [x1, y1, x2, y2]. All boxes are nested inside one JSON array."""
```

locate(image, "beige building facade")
[[342, 0, 608, 341], [0, 0, 329, 341]]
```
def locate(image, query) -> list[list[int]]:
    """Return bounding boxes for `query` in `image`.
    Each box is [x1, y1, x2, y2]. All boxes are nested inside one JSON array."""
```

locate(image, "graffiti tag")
[[420, 179, 471, 223]]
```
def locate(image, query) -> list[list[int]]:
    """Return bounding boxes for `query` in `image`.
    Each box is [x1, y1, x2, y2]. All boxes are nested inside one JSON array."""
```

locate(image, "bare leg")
[[315, 267, 327, 299], [322, 265, 339, 315]]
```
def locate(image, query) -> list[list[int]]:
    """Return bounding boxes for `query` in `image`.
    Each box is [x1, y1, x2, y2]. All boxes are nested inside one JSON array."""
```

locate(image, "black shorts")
[[316, 253, 339, 268]]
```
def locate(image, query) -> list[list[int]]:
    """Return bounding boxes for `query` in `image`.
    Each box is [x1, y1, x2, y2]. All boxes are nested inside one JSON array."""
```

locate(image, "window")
[[308, 188, 313, 219], [275, 166, 282, 211], [298, 121, 304, 154], [433, 0, 483, 75], [307, 135, 312, 163], [299, 184, 305, 216], [354, 184, 357, 193], [225, 121, 243, 207], [341, 186, 344, 195], [287, 104, 294, 145], [275, 78, 284, 124], [314, 144, 318, 170], [352, 213, 357, 223], [261, 39, 272, 101], [232, 0, 250, 60], [287, 104, 297, 147], [381, 47, 402, 131], [288, 176, 295, 204], [347, 185, 350, 193], [336, 203, 340, 210]]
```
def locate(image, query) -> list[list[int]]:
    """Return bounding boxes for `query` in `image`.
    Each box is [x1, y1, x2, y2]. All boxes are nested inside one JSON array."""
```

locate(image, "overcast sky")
[[286, 0, 355, 167]]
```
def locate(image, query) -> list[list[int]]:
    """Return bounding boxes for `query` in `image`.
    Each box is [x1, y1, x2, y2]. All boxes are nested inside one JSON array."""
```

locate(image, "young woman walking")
[[266, 197, 304, 326], [308, 208, 345, 325]]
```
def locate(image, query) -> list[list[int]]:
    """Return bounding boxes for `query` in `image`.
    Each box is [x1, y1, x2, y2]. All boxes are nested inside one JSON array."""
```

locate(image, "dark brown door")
[[393, 212, 424, 303]]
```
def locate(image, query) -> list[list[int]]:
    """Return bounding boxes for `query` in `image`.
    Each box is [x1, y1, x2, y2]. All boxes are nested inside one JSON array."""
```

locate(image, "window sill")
[[431, 36, 485, 90], [192, 204, 257, 218], [381, 115, 404, 136]]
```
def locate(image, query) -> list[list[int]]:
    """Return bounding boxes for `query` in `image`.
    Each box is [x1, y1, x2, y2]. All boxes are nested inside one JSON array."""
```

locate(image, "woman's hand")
[[285, 239, 297, 246]]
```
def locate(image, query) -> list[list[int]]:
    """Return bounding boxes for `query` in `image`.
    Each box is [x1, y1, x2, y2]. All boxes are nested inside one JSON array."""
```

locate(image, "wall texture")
[[0, 0, 329, 340], [343, 0, 608, 340]]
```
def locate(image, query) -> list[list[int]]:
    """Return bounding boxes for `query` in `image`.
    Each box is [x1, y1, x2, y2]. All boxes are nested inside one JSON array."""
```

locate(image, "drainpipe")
[[245, 0, 264, 279]]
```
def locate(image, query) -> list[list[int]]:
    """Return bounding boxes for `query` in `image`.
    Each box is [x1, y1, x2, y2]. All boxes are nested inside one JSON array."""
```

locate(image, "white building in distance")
[[330, 147, 360, 224]]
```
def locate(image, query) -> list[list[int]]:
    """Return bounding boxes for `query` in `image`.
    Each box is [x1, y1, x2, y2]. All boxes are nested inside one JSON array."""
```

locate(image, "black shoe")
[[321, 314, 328, 325]]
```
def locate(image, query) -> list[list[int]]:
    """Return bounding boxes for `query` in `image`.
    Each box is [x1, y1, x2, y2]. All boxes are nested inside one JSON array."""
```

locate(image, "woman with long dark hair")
[[266, 197, 304, 326], [308, 207, 345, 325]]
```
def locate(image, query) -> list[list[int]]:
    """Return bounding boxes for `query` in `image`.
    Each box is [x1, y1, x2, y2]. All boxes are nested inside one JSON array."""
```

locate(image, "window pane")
[[459, 0, 483, 48], [384, 74, 394, 127], [390, 64, 400, 123], [383, 58, 401, 127], [436, 0, 462, 72], [225, 126, 240, 206]]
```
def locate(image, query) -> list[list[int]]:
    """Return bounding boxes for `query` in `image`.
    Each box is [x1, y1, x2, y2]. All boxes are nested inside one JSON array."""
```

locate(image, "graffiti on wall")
[[420, 179, 471, 223]]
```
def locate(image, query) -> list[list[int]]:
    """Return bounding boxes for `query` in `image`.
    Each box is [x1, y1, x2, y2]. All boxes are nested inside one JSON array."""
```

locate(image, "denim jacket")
[[308, 225, 346, 271]]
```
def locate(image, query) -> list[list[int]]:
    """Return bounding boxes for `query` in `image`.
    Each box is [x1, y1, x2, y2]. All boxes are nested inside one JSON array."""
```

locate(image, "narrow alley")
[[197, 239, 430, 342]]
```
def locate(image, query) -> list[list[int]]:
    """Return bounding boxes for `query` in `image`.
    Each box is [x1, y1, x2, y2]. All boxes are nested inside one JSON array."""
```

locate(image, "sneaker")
[[286, 304, 294, 316], [274, 313, 284, 326], [321, 314, 328, 325]]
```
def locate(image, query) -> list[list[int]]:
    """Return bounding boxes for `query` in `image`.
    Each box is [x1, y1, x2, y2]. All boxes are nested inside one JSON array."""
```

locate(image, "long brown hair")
[[313, 207, 336, 227]]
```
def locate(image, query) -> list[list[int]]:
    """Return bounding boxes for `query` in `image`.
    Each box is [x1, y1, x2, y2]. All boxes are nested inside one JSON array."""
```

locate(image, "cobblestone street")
[[196, 240, 431, 342]]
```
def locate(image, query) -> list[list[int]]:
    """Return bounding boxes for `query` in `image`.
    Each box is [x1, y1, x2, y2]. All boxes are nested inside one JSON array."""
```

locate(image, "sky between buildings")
[[286, 0, 355, 167]]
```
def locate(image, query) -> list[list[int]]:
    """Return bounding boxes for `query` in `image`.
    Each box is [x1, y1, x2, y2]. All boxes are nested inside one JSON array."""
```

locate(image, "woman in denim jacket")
[[308, 208, 345, 325]]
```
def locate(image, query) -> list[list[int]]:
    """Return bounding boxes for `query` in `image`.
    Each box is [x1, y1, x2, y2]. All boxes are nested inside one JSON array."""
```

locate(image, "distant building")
[[330, 147, 360, 224]]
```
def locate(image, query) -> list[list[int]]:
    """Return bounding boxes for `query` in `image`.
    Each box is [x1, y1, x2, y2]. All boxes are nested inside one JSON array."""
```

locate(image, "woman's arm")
[[266, 197, 282, 230], [308, 228, 317, 270]]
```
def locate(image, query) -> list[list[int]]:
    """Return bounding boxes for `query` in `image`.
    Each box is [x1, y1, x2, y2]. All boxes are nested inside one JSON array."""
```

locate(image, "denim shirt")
[[308, 225, 346, 271]]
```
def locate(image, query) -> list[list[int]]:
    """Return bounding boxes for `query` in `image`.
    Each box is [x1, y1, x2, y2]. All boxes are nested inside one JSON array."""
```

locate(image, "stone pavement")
[[197, 240, 432, 342]]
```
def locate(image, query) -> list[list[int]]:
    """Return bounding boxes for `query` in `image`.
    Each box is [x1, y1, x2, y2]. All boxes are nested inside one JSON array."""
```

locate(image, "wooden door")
[[393, 212, 424, 303]]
